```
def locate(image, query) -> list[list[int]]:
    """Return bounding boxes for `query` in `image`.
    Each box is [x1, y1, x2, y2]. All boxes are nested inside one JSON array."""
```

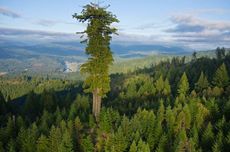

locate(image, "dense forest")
[[0, 48, 230, 152]]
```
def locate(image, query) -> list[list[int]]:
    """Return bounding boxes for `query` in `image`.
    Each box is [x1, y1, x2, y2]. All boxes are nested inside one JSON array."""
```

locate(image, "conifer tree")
[[37, 135, 49, 152], [0, 142, 4, 152], [137, 139, 150, 152], [156, 134, 167, 152], [73, 3, 119, 118], [175, 128, 188, 152], [60, 131, 73, 152], [81, 135, 94, 152], [155, 75, 164, 95], [195, 71, 209, 92], [201, 122, 214, 151], [129, 140, 137, 152], [49, 126, 62, 152], [0, 91, 6, 115], [178, 72, 189, 96], [7, 139, 16, 152], [212, 63, 229, 87], [215, 47, 225, 60], [163, 78, 171, 96], [212, 131, 224, 152]]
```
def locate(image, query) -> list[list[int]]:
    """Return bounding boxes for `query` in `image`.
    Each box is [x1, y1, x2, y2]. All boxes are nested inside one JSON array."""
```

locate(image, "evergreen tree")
[[7, 139, 16, 152], [73, 2, 119, 118], [0, 91, 6, 115], [137, 139, 150, 152], [37, 135, 49, 152], [177, 72, 189, 96], [215, 47, 225, 60], [49, 126, 62, 152], [129, 140, 137, 152], [163, 78, 171, 96], [155, 75, 164, 95], [175, 128, 188, 152], [0, 142, 4, 152], [156, 134, 167, 152], [81, 135, 94, 152], [24, 91, 42, 120], [59, 131, 73, 152], [212, 63, 229, 87], [17, 127, 37, 152], [195, 71, 209, 92], [212, 131, 224, 152], [201, 123, 214, 151]]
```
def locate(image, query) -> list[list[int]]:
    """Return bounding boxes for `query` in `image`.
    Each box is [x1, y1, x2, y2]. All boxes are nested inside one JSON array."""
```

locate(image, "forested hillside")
[[0, 49, 230, 152]]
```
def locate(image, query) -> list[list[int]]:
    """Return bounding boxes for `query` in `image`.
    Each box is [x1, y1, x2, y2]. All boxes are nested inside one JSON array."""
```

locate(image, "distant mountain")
[[0, 38, 204, 75]]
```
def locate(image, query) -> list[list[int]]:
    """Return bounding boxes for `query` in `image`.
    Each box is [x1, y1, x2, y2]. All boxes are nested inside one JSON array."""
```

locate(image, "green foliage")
[[73, 3, 119, 96], [212, 63, 229, 87], [195, 71, 209, 92], [0, 91, 6, 115], [49, 126, 62, 152], [212, 131, 224, 152], [178, 72, 189, 96], [105, 127, 128, 152], [37, 135, 49, 152], [137, 139, 150, 152], [60, 131, 73, 152], [129, 140, 137, 152], [81, 135, 94, 152], [201, 123, 214, 151], [215, 47, 226, 60], [0, 46, 230, 152]]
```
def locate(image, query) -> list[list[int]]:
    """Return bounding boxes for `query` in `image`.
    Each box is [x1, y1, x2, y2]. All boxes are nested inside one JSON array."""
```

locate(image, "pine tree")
[[37, 135, 49, 152], [81, 135, 94, 152], [201, 122, 214, 151], [24, 91, 42, 120], [212, 131, 224, 152], [156, 134, 167, 152], [177, 72, 189, 96], [49, 126, 62, 152], [73, 2, 119, 119], [0, 142, 4, 152], [17, 127, 37, 152], [6, 117, 15, 141], [175, 128, 188, 152], [7, 139, 16, 152], [137, 139, 150, 152], [129, 140, 137, 152], [155, 75, 164, 95], [165, 105, 175, 146], [0, 91, 6, 115], [163, 78, 171, 96], [215, 47, 225, 60], [195, 71, 209, 92], [212, 63, 229, 87], [59, 131, 73, 152]]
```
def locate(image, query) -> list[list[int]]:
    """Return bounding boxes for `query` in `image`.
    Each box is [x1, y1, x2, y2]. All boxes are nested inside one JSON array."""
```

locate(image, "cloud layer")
[[0, 7, 21, 18], [162, 14, 230, 49]]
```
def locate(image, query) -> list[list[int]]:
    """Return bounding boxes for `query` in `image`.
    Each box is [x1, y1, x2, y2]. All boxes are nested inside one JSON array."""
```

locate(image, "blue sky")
[[0, 0, 230, 49]]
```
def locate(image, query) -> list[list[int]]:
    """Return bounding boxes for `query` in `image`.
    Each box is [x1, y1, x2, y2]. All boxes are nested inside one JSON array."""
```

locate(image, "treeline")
[[0, 48, 229, 152]]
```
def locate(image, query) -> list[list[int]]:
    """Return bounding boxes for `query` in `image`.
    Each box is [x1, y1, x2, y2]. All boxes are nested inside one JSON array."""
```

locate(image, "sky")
[[0, 0, 230, 50]]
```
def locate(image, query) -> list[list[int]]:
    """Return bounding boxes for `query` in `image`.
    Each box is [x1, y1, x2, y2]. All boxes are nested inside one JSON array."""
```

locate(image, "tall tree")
[[73, 3, 119, 119], [212, 63, 229, 87]]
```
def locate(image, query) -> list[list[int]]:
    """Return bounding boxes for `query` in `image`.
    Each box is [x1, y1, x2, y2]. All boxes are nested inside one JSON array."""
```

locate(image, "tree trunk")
[[92, 88, 101, 121]]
